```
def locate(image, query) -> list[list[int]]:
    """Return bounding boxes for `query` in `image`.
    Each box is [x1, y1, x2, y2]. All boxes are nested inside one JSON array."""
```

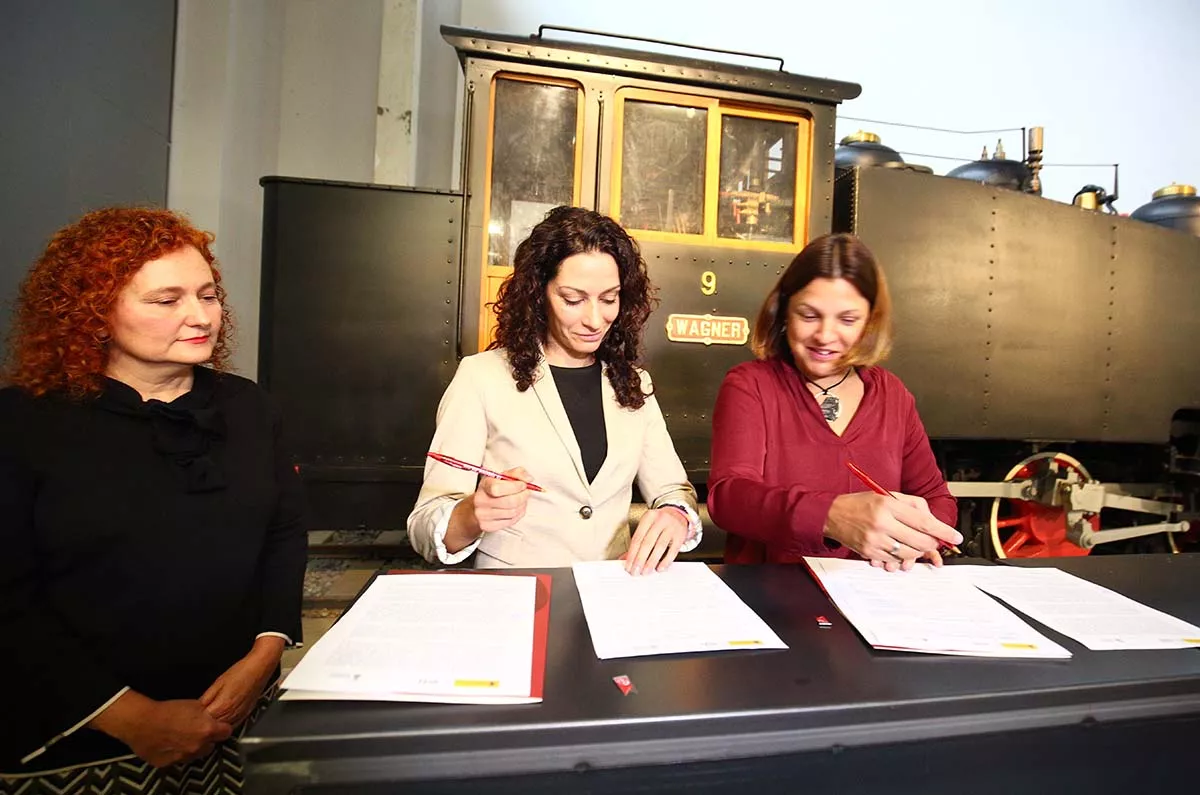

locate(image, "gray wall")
[[0, 0, 177, 358]]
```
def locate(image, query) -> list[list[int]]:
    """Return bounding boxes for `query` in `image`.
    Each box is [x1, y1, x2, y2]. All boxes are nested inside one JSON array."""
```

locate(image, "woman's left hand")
[[199, 636, 286, 726], [624, 507, 690, 575]]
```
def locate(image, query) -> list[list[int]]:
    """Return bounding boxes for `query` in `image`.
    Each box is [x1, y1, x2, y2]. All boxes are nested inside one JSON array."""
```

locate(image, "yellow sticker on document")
[[1183, 638, 1200, 644], [728, 640, 764, 647], [453, 679, 500, 688], [1001, 643, 1038, 650]]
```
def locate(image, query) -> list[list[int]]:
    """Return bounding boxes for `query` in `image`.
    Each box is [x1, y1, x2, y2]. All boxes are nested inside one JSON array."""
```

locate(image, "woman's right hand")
[[89, 690, 232, 767], [444, 467, 533, 552], [824, 491, 962, 572]]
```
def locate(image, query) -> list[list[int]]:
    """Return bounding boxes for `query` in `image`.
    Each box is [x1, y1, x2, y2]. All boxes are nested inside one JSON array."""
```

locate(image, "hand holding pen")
[[428, 452, 540, 548], [822, 461, 963, 571]]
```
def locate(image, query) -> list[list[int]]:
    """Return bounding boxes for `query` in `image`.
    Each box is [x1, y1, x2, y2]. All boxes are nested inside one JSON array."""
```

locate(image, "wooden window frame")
[[610, 87, 812, 252], [479, 73, 585, 348]]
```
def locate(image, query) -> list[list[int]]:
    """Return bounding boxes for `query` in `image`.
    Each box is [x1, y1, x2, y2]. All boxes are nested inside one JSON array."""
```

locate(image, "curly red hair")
[[4, 207, 234, 397]]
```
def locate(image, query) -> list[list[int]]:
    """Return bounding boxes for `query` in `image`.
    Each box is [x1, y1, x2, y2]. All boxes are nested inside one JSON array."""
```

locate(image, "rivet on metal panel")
[[445, 299, 451, 304]]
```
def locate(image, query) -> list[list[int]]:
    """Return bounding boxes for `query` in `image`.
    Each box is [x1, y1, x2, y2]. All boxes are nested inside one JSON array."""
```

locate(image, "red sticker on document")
[[612, 675, 637, 696]]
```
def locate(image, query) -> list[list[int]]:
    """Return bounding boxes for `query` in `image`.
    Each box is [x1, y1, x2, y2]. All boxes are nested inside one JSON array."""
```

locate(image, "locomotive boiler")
[[257, 25, 1200, 561]]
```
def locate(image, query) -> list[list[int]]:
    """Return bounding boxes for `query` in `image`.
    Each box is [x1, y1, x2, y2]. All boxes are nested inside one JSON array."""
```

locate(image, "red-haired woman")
[[408, 206, 700, 572], [708, 233, 961, 571], [0, 208, 306, 792]]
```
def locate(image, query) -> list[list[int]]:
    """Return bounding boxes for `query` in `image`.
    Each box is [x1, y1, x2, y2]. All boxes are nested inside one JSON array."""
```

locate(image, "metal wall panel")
[[848, 167, 1200, 445], [1108, 222, 1200, 442], [850, 168, 993, 437], [637, 241, 792, 474], [986, 188, 1113, 440], [259, 178, 462, 479]]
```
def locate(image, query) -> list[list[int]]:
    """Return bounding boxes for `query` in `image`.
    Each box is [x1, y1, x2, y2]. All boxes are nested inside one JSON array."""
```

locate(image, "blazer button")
[[579, 505, 593, 520]]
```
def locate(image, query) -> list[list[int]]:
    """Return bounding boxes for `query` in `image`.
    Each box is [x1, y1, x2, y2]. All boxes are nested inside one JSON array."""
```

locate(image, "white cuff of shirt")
[[256, 631, 298, 648], [658, 501, 703, 553], [432, 498, 481, 564], [20, 686, 132, 765]]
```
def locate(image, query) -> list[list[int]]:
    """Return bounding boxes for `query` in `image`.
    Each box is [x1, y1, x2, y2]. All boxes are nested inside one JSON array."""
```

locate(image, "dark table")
[[243, 555, 1200, 794]]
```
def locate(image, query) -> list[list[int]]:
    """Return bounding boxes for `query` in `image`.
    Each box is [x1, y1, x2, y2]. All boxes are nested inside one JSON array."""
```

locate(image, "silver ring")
[[889, 540, 900, 556]]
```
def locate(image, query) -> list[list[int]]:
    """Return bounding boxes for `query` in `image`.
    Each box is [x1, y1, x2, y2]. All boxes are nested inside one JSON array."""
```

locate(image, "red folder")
[[386, 569, 552, 700]]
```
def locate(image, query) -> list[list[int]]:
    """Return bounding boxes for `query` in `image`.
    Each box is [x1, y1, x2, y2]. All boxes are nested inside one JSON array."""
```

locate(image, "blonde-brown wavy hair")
[[751, 233, 893, 366]]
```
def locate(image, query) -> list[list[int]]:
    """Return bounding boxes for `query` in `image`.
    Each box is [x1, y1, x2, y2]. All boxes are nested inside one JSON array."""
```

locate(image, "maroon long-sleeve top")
[[708, 358, 957, 563]]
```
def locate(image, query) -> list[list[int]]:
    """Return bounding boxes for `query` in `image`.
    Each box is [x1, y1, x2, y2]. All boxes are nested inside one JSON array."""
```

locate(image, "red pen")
[[426, 452, 545, 493], [845, 460, 961, 555]]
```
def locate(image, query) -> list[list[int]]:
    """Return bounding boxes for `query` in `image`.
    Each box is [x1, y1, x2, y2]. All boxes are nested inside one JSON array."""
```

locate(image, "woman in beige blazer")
[[407, 207, 700, 571]]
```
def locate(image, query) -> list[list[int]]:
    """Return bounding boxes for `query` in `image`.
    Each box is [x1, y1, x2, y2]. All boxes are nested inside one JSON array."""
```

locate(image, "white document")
[[281, 573, 540, 704], [947, 565, 1200, 651], [571, 561, 788, 659], [804, 558, 1072, 659]]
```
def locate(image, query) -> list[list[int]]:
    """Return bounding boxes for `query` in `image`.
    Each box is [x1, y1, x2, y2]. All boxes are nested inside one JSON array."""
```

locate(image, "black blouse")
[[0, 367, 308, 773], [549, 362, 608, 483]]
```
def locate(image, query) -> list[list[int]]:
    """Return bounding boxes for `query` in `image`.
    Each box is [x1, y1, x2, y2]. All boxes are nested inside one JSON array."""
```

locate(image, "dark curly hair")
[[4, 207, 234, 397], [489, 206, 658, 409]]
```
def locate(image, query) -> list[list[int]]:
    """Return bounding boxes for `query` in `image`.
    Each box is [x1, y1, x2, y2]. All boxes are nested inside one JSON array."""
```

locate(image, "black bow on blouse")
[[96, 367, 227, 492]]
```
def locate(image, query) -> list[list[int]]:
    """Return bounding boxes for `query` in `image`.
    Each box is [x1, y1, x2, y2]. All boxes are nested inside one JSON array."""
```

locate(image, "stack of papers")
[[572, 561, 788, 659], [804, 558, 1072, 659], [281, 572, 550, 704], [951, 566, 1200, 651]]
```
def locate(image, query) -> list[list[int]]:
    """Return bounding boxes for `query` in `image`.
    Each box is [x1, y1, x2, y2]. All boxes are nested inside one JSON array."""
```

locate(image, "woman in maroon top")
[[709, 233, 961, 571]]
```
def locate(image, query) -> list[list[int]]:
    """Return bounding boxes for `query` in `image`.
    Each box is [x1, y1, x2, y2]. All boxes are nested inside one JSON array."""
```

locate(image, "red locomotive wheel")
[[988, 452, 1099, 559]]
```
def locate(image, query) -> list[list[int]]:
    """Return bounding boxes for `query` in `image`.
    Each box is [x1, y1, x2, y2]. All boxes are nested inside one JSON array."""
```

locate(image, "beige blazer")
[[407, 349, 698, 568]]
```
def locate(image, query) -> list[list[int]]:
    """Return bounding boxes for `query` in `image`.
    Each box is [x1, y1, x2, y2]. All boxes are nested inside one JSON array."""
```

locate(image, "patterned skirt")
[[0, 688, 276, 795]]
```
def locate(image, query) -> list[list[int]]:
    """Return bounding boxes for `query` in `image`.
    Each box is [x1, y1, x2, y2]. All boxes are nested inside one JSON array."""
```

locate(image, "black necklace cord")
[[801, 367, 853, 396]]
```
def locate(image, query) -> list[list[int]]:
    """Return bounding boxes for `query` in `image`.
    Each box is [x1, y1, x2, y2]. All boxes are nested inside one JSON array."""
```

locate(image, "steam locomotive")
[[258, 25, 1200, 560]]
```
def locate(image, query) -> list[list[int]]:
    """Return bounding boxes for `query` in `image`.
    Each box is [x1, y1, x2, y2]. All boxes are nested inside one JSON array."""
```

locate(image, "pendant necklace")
[[802, 368, 853, 422]]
